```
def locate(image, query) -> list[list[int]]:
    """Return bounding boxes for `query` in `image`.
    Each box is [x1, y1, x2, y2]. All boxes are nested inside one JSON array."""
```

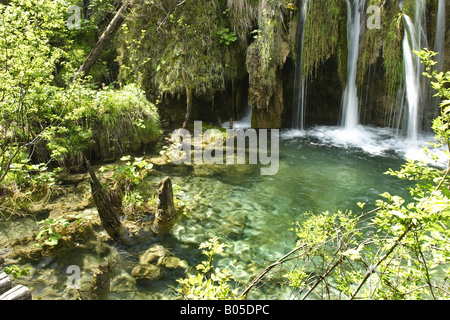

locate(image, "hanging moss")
[[383, 9, 404, 95], [301, 0, 343, 79], [358, 0, 386, 86], [226, 0, 258, 46], [245, 0, 293, 110], [356, 0, 403, 95]]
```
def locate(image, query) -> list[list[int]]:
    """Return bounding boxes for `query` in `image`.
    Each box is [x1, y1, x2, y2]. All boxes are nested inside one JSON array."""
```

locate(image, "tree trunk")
[[181, 69, 193, 129], [73, 1, 131, 82], [182, 87, 193, 129], [86, 159, 128, 241]]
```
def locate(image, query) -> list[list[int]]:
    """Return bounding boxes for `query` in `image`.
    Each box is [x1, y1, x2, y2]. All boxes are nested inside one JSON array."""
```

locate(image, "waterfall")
[[222, 105, 252, 130], [434, 0, 445, 72], [429, 0, 446, 118], [292, 0, 309, 130], [341, 0, 363, 130], [402, 18, 420, 142], [401, 0, 428, 143]]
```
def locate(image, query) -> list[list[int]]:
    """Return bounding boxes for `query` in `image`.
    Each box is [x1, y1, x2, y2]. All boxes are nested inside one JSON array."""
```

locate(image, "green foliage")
[[416, 49, 450, 144], [7, 158, 60, 190], [217, 27, 237, 46], [176, 237, 239, 300], [118, 0, 232, 98], [280, 50, 450, 300], [55, 0, 121, 85], [100, 155, 154, 188], [103, 155, 152, 200], [40, 83, 161, 167], [88, 84, 161, 156], [34, 216, 70, 248], [0, 0, 159, 196], [0, 0, 68, 184], [100, 155, 157, 219], [3, 265, 33, 279]]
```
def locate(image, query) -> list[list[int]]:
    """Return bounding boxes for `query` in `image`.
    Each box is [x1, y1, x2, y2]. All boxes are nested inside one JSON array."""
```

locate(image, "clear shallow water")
[[144, 126, 415, 298], [0, 125, 431, 300]]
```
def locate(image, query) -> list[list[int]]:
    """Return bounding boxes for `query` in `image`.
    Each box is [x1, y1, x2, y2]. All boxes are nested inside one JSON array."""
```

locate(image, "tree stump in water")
[[86, 159, 128, 241], [155, 177, 175, 225], [90, 264, 112, 300]]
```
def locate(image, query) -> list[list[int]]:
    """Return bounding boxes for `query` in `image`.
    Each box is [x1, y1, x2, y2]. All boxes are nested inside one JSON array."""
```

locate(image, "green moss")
[[356, 0, 403, 94], [383, 10, 404, 95], [249, 5, 286, 87], [301, 0, 343, 78]]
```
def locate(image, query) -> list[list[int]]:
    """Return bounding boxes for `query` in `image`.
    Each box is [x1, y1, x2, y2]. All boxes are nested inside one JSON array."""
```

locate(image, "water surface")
[[1, 126, 430, 299]]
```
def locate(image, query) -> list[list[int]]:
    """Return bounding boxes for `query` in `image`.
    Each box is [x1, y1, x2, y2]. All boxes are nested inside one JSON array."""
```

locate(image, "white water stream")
[[401, 0, 428, 144], [341, 0, 363, 130], [292, 0, 309, 131]]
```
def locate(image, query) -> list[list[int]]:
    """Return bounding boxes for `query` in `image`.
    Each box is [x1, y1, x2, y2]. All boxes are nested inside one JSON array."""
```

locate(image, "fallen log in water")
[[0, 272, 32, 300], [0, 272, 12, 295]]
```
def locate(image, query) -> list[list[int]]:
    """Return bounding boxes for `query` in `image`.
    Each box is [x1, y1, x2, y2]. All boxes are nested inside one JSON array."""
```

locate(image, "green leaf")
[[45, 236, 60, 246], [35, 230, 47, 240]]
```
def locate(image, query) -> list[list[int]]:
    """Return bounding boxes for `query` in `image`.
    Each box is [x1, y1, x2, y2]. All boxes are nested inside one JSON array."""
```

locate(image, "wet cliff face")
[[246, 38, 291, 129], [117, 0, 447, 131], [303, 57, 343, 127], [243, 0, 447, 130]]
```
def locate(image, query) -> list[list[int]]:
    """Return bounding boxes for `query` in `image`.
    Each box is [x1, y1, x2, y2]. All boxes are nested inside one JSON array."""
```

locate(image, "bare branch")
[[240, 244, 307, 298], [350, 223, 413, 300]]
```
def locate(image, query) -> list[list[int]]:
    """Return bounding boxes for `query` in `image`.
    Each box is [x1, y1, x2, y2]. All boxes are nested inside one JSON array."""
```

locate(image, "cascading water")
[[434, 0, 446, 75], [292, 0, 309, 131], [222, 105, 252, 130], [341, 0, 364, 130], [285, 0, 444, 163], [400, 0, 428, 143], [403, 16, 420, 143], [430, 0, 446, 116]]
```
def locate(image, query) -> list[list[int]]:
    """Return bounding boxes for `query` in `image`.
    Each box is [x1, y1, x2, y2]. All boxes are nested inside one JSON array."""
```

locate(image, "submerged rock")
[[131, 245, 187, 280], [131, 264, 161, 281]]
